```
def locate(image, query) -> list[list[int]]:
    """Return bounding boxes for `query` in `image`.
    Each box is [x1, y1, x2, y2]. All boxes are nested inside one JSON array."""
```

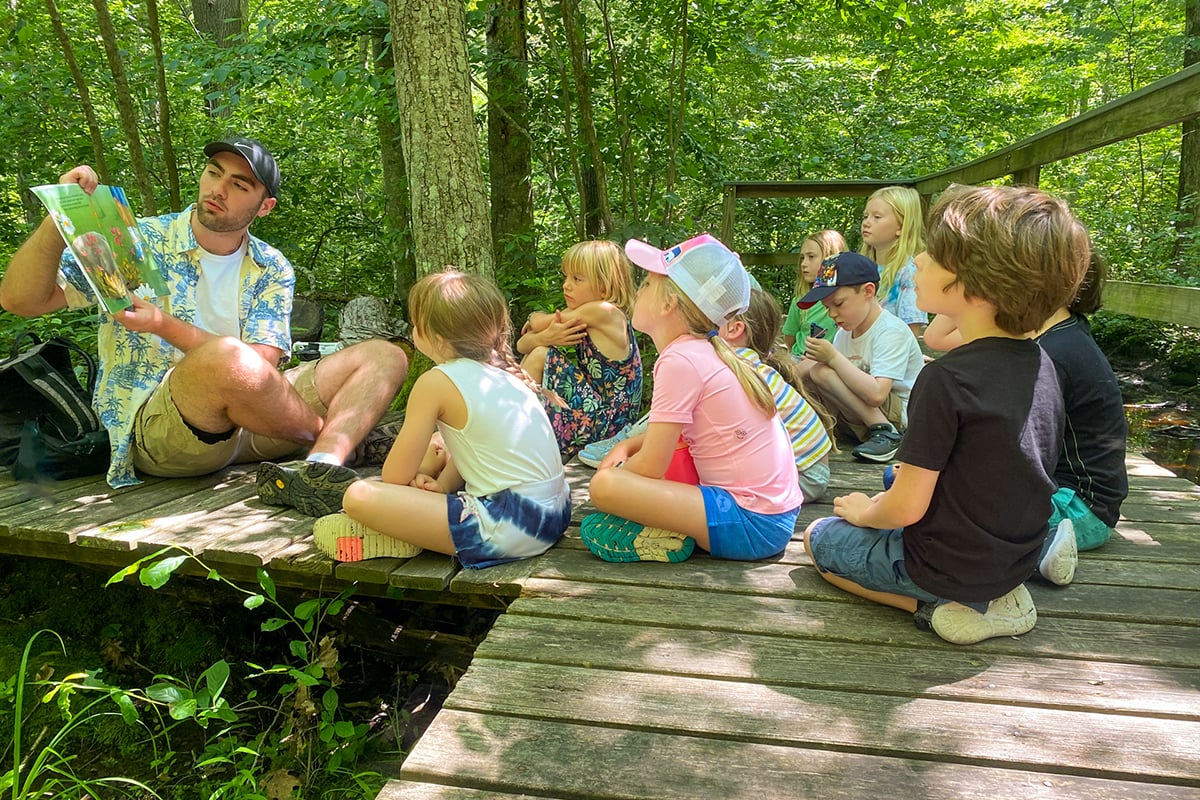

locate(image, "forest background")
[[1, 0, 1198, 338], [0, 1, 1198, 796]]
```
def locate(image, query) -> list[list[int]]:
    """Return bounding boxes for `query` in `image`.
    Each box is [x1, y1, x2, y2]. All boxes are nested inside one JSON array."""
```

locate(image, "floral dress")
[[541, 321, 642, 460]]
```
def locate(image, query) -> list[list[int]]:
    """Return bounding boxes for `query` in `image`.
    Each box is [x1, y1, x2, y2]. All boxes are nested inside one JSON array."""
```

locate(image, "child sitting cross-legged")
[[720, 287, 835, 503], [312, 269, 572, 567], [803, 184, 1089, 645], [800, 252, 925, 463], [581, 234, 803, 564]]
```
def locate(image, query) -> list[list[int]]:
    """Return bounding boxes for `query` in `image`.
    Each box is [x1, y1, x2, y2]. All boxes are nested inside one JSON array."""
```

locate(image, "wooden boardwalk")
[[1, 452, 1198, 798]]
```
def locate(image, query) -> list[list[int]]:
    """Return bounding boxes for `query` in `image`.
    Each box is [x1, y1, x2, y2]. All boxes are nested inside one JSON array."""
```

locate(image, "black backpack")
[[0, 333, 110, 481]]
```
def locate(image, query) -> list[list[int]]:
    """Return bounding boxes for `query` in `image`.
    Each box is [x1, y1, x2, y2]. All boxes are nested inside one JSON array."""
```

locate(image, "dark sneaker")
[[852, 423, 902, 463], [930, 584, 1037, 645], [348, 421, 403, 468], [257, 460, 360, 517], [580, 512, 695, 563], [1038, 519, 1078, 586]]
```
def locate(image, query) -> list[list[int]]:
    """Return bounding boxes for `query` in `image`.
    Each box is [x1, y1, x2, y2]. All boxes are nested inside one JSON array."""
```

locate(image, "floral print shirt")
[[58, 205, 293, 487]]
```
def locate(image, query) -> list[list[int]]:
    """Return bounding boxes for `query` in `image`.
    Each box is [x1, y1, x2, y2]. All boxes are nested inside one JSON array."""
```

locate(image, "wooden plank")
[[401, 710, 1199, 800], [449, 558, 536, 597], [510, 578, 1200, 668], [475, 613, 1200, 719], [1106, 282, 1200, 328], [379, 785, 563, 800], [388, 552, 460, 592], [445, 660, 1200, 783]]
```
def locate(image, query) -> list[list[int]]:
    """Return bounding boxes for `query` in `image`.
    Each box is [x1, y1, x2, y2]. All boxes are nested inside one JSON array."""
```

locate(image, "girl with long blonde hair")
[[581, 235, 803, 564], [860, 186, 926, 336]]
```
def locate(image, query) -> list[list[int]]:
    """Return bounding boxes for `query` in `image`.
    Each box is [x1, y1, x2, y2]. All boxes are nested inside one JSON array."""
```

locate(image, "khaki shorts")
[[844, 392, 905, 442], [131, 360, 327, 478]]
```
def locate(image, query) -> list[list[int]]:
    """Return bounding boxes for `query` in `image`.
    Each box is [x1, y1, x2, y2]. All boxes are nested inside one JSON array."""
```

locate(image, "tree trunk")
[[486, 0, 534, 273], [89, 0, 157, 214], [1175, 0, 1200, 270], [388, 0, 494, 278], [559, 0, 614, 236], [598, 0, 635, 220], [662, 0, 689, 228], [147, 0, 181, 211], [373, 34, 416, 303], [191, 0, 245, 117], [531, 0, 582, 238], [487, 0, 535, 273], [44, 0, 110, 183]]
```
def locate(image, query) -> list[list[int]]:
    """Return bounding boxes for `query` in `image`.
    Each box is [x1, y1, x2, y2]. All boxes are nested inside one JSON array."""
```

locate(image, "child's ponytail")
[[658, 279, 774, 417]]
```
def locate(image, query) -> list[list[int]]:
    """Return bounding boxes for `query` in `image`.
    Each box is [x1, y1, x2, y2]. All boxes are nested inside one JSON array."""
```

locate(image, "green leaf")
[[322, 688, 339, 714], [169, 697, 198, 721], [261, 617, 288, 632], [114, 691, 139, 725], [257, 569, 277, 600], [295, 598, 321, 620], [333, 720, 356, 738], [140, 555, 189, 589], [203, 660, 230, 697], [289, 640, 308, 660], [147, 683, 187, 704], [244, 594, 266, 610]]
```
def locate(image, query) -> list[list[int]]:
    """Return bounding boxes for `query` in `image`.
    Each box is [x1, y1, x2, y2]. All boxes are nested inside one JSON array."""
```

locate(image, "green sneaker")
[[257, 460, 360, 517], [580, 512, 695, 563]]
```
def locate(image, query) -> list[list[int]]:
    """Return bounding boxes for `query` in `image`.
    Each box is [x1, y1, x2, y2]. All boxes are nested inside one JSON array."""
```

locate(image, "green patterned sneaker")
[[313, 513, 422, 561], [257, 460, 360, 517], [580, 512, 696, 563]]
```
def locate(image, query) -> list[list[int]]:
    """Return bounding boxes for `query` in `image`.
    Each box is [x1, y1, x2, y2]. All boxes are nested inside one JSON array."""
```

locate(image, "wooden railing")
[[720, 62, 1200, 329]]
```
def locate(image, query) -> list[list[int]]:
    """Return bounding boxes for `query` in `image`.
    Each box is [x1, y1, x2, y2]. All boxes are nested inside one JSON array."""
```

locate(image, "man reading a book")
[[0, 136, 407, 516]]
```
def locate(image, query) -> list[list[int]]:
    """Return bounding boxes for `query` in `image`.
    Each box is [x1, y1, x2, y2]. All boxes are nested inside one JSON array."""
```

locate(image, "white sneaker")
[[930, 584, 1037, 645], [1038, 519, 1078, 586], [578, 413, 649, 468]]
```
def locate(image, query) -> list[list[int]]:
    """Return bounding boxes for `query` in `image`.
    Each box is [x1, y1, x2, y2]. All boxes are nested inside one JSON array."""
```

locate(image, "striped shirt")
[[735, 347, 832, 472]]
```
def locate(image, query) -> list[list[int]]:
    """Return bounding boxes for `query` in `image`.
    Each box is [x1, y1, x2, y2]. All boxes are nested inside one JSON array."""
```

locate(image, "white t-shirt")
[[194, 245, 244, 336], [832, 308, 925, 427]]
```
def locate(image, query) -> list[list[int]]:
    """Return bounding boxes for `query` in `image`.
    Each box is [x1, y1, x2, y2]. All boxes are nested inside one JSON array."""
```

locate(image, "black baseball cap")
[[797, 252, 881, 308], [203, 136, 280, 198]]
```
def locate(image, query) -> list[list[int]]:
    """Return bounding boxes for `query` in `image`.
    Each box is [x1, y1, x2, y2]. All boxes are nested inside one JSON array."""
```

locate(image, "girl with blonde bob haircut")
[[313, 269, 572, 567], [518, 239, 643, 460], [580, 234, 803, 564]]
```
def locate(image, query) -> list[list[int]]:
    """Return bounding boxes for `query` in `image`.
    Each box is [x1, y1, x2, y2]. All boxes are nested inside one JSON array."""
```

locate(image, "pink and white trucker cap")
[[624, 234, 751, 326]]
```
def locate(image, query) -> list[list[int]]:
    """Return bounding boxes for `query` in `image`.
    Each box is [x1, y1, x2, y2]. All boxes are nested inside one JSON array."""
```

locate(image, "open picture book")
[[32, 183, 168, 314]]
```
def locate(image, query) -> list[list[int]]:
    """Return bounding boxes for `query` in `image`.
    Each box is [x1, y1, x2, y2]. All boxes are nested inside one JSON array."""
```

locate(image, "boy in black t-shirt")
[[803, 184, 1090, 645]]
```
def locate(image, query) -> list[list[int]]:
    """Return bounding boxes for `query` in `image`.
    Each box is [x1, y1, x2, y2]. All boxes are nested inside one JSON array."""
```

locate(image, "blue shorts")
[[807, 517, 992, 612], [446, 477, 571, 569], [700, 485, 798, 561]]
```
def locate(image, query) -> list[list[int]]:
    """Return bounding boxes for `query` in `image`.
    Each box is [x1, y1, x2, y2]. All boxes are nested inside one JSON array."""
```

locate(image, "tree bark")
[[486, 0, 535, 273], [388, 0, 494, 278], [559, 0, 614, 236], [662, 0, 689, 228], [191, 0, 246, 117], [1175, 0, 1200, 270], [147, 0, 181, 211], [89, 0, 157, 214], [44, 0, 110, 183], [374, 34, 416, 303]]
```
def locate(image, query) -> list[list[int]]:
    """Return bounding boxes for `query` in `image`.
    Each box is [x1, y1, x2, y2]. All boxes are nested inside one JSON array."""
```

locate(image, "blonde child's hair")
[[654, 277, 775, 417], [925, 184, 1090, 335], [795, 229, 848, 299], [563, 240, 637, 315], [408, 269, 548, 399], [860, 186, 925, 293], [738, 288, 838, 441]]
